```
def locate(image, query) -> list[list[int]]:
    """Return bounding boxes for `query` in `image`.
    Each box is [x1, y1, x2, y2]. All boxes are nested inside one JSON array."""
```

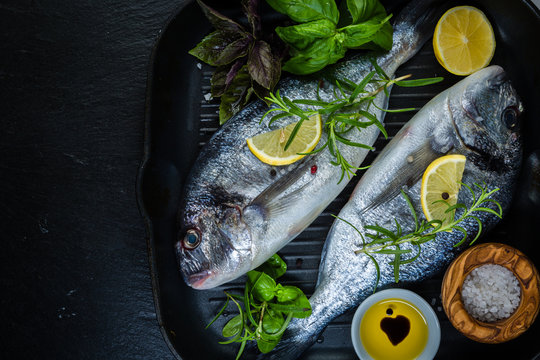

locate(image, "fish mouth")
[[187, 269, 215, 290]]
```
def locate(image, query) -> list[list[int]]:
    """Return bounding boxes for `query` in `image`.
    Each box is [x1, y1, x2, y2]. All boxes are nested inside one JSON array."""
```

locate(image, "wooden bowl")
[[441, 242, 540, 343]]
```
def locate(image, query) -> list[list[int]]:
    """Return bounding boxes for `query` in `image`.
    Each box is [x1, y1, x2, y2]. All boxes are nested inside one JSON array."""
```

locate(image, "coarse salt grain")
[[461, 264, 521, 322]]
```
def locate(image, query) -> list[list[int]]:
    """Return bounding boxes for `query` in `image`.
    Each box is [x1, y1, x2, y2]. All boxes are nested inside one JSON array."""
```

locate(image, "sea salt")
[[461, 264, 521, 322]]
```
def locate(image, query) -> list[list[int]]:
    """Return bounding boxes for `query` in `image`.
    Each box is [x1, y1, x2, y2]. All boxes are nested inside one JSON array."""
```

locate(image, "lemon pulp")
[[246, 114, 322, 166], [433, 6, 495, 76], [360, 298, 429, 360], [420, 154, 466, 225]]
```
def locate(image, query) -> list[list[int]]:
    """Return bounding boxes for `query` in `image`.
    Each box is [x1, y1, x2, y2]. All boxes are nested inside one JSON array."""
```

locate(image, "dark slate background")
[[2, 1, 540, 359], [1, 1, 178, 358]]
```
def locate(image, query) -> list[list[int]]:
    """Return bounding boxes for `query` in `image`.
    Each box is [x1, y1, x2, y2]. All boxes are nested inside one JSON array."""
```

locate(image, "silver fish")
[[263, 65, 523, 359], [177, 0, 445, 290]]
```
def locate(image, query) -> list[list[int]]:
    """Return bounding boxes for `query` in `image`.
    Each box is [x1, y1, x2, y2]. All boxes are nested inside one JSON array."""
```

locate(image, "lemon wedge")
[[433, 6, 495, 76], [247, 114, 322, 166], [420, 154, 466, 225]]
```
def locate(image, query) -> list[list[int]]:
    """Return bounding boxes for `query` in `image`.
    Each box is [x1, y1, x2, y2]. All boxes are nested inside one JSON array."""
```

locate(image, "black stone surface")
[[0, 1, 178, 358]]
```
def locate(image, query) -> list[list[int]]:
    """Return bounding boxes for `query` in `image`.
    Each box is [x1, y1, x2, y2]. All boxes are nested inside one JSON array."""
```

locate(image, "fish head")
[[451, 65, 523, 171], [176, 201, 253, 290]]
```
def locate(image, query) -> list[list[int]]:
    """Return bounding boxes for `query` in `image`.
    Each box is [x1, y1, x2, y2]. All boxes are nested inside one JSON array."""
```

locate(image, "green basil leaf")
[[341, 15, 390, 49], [282, 35, 346, 75], [275, 19, 336, 52], [368, 20, 393, 51], [288, 292, 312, 318], [257, 338, 280, 353], [347, 0, 387, 24], [219, 66, 253, 124], [262, 308, 285, 334], [265, 0, 339, 24], [222, 314, 243, 337], [247, 270, 277, 302], [248, 40, 281, 90], [189, 31, 251, 67], [276, 285, 302, 302], [197, 0, 246, 33], [256, 254, 287, 279]]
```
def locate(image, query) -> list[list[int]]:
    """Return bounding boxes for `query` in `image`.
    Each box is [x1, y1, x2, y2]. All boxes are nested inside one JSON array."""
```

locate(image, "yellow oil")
[[359, 298, 428, 360]]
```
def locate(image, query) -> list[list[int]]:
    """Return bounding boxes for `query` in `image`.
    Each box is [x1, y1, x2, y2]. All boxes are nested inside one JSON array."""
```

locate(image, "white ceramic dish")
[[351, 288, 441, 360]]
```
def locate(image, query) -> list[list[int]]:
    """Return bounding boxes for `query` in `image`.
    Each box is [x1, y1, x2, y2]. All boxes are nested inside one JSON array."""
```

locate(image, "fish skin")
[[262, 65, 523, 359], [176, 0, 446, 290]]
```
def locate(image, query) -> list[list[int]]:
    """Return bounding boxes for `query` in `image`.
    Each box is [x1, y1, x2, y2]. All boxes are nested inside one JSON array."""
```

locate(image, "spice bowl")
[[351, 288, 440, 360], [441, 242, 540, 343]]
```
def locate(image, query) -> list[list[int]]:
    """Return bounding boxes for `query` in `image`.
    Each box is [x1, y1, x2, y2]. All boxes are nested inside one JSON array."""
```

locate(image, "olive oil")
[[359, 298, 428, 360]]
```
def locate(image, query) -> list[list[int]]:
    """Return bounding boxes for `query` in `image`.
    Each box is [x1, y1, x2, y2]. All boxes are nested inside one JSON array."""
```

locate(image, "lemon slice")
[[247, 114, 322, 166], [433, 6, 495, 76], [420, 154, 466, 225]]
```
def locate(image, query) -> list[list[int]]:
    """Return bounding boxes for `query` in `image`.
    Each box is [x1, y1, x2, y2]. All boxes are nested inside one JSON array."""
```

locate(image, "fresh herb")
[[266, 0, 394, 75], [335, 182, 503, 292], [262, 61, 443, 182], [207, 254, 311, 358], [189, 0, 285, 124]]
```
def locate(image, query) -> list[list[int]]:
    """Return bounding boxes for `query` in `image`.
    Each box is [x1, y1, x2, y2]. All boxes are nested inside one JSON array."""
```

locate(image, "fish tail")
[[385, 0, 448, 68]]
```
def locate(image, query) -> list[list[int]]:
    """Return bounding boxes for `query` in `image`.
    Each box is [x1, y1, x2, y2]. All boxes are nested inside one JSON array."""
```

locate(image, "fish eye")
[[183, 229, 201, 250], [502, 107, 518, 129]]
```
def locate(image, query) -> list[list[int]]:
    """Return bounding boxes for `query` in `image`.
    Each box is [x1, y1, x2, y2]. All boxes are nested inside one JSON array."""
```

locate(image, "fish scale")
[[262, 65, 522, 359], [176, 0, 448, 291]]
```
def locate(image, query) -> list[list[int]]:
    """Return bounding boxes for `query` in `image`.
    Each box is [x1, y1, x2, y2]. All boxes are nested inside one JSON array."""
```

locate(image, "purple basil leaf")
[[252, 80, 271, 104], [219, 66, 253, 124], [189, 31, 251, 67], [242, 0, 261, 36], [197, 0, 246, 34], [248, 40, 281, 90], [211, 60, 245, 97], [226, 59, 245, 86]]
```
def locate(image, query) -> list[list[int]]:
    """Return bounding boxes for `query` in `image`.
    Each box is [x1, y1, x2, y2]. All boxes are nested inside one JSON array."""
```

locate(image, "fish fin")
[[248, 158, 317, 218], [359, 142, 444, 214]]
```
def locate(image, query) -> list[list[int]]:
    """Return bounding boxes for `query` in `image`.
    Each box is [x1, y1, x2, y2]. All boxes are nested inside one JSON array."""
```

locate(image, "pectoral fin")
[[359, 141, 447, 214], [248, 157, 319, 219]]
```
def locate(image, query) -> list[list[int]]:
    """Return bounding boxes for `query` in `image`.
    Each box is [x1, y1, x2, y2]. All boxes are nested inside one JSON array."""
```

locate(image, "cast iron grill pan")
[[138, 0, 540, 359]]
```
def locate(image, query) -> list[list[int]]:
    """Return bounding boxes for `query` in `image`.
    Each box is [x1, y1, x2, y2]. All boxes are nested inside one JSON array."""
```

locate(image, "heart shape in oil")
[[380, 315, 410, 346]]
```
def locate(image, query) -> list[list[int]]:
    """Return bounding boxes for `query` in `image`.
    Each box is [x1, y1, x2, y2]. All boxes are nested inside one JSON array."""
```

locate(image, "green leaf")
[[340, 16, 390, 49], [287, 292, 312, 318], [247, 270, 277, 302], [275, 19, 336, 52], [395, 77, 444, 87], [275, 285, 302, 302], [262, 308, 285, 334], [265, 0, 340, 24], [369, 21, 393, 51], [189, 31, 251, 67], [222, 314, 243, 337], [282, 35, 347, 75], [347, 0, 387, 24], [256, 254, 287, 279], [206, 297, 230, 329], [219, 66, 253, 124], [257, 338, 280, 353], [248, 40, 281, 90]]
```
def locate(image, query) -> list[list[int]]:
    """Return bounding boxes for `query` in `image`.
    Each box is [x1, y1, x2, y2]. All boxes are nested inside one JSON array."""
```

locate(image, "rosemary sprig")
[[335, 182, 503, 292], [261, 60, 443, 182]]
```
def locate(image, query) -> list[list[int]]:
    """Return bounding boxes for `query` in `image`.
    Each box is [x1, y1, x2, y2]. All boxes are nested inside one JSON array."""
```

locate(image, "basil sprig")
[[189, 0, 284, 124], [267, 0, 394, 75], [207, 254, 311, 358]]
